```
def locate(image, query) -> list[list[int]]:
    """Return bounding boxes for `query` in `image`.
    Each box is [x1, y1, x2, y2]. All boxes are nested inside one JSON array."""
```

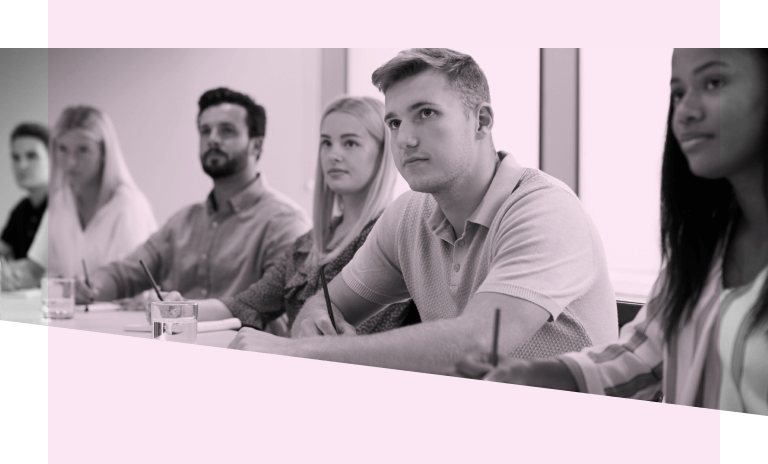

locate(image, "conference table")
[[0, 289, 239, 348]]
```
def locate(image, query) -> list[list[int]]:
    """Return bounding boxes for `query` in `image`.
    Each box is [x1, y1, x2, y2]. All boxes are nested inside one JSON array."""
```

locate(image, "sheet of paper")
[[1, 288, 42, 299]]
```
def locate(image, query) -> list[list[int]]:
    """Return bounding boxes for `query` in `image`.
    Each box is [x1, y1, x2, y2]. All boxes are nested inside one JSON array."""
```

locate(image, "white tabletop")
[[0, 290, 238, 348]]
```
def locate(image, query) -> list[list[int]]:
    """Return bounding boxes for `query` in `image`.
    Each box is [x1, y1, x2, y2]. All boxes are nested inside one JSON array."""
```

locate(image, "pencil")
[[318, 265, 339, 335], [490, 308, 501, 367], [139, 259, 164, 302], [81, 259, 91, 312]]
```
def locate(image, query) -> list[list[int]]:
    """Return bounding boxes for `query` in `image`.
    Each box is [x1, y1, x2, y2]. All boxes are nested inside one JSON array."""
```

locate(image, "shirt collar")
[[206, 172, 266, 214], [427, 151, 526, 234], [467, 151, 526, 228]]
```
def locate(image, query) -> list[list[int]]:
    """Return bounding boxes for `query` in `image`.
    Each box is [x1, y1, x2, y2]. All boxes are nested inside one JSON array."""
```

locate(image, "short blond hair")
[[371, 48, 491, 113]]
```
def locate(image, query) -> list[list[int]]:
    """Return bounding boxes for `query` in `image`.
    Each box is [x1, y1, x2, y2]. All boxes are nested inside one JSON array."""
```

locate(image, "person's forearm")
[[90, 270, 120, 301], [291, 317, 484, 374], [520, 359, 579, 392], [197, 299, 234, 322], [3, 259, 44, 290]]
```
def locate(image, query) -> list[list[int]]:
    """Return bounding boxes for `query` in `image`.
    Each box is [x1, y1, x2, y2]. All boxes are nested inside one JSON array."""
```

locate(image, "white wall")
[[0, 49, 48, 223], [48, 49, 323, 225], [348, 48, 540, 199], [580, 48, 673, 301]]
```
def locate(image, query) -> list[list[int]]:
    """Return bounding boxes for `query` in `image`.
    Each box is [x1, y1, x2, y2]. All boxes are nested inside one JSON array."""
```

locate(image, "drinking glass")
[[150, 301, 198, 343], [42, 277, 75, 319]]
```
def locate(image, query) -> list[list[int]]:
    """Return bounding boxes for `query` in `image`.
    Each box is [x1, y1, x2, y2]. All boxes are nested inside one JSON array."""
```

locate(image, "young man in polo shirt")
[[228, 49, 617, 373]]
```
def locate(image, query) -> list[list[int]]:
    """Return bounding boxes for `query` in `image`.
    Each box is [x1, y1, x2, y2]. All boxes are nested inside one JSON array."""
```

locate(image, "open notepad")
[[76, 302, 122, 312], [124, 318, 242, 333]]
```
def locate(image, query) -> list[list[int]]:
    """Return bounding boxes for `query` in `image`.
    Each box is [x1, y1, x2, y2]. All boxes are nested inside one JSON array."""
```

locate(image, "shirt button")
[[201, 254, 207, 260], [457, 240, 465, 247], [212, 222, 218, 228], [453, 263, 461, 272], [201, 289, 208, 297]]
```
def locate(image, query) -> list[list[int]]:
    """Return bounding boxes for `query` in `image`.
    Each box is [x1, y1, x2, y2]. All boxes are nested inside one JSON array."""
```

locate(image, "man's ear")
[[250, 137, 264, 161], [475, 103, 494, 140]]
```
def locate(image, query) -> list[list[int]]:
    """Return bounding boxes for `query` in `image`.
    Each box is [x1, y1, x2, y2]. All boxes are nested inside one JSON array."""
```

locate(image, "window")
[[579, 48, 673, 301]]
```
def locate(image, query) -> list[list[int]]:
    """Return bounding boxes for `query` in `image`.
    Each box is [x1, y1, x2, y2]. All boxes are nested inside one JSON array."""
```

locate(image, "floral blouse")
[[220, 218, 418, 334]]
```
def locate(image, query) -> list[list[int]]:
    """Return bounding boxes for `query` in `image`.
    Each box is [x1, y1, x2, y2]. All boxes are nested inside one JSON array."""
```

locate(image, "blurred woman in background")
[[48, 106, 157, 280]]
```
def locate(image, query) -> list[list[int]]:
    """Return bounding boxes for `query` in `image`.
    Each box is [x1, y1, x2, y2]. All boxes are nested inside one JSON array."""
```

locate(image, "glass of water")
[[150, 301, 198, 343], [42, 277, 75, 319]]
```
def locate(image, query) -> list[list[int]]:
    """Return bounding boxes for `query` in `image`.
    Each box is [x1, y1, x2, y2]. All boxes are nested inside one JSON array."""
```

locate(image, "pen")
[[81, 259, 91, 312], [139, 259, 164, 302], [490, 308, 501, 367], [318, 265, 340, 335]]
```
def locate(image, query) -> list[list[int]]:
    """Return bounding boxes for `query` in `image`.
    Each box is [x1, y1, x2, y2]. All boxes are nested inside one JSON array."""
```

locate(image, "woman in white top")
[[48, 106, 157, 280], [454, 48, 768, 415]]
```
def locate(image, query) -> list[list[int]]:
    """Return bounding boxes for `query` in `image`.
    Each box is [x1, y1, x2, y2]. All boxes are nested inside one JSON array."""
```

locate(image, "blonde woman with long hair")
[[185, 96, 418, 334], [48, 106, 157, 279]]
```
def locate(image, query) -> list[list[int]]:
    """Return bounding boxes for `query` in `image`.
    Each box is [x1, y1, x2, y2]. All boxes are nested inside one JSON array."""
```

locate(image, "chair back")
[[617, 300, 644, 329]]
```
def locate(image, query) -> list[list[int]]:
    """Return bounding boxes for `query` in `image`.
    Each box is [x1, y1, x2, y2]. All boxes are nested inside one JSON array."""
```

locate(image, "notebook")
[[75, 302, 122, 312], [124, 318, 242, 333]]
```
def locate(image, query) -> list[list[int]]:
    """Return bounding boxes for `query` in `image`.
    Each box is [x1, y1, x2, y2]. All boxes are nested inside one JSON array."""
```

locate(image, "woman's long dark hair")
[[660, 49, 768, 342]]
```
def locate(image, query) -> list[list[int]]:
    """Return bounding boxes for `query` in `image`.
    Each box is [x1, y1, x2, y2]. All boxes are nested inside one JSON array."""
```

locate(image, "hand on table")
[[452, 350, 531, 384], [228, 327, 296, 355], [292, 306, 357, 338], [123, 290, 184, 323]]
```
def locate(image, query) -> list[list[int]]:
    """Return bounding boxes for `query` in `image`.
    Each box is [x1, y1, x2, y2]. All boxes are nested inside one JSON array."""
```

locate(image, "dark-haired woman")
[[454, 49, 768, 415]]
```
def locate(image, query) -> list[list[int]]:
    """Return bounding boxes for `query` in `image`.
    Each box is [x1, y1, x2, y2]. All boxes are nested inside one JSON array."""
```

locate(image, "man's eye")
[[420, 109, 435, 118], [388, 120, 401, 130]]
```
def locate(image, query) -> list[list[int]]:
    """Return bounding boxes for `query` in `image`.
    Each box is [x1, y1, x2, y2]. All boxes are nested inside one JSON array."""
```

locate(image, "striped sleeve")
[[558, 279, 666, 401]]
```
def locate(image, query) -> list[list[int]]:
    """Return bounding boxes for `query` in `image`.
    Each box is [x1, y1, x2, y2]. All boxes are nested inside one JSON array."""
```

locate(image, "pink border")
[[48, 0, 720, 48], [49, 326, 721, 463], [45, 1, 724, 462]]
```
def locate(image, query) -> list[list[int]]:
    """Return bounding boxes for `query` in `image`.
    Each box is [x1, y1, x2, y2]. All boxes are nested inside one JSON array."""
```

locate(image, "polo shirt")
[[342, 152, 618, 358]]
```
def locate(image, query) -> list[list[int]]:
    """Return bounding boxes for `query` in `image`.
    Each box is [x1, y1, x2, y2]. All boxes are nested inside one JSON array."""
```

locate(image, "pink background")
[[4, 0, 752, 462]]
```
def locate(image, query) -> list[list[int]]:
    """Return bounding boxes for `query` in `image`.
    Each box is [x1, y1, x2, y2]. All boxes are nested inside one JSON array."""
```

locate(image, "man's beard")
[[201, 148, 248, 179]]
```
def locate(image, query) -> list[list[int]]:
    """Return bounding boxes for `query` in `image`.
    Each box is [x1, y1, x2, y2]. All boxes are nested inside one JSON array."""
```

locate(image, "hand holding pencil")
[[75, 260, 98, 305], [292, 267, 357, 338]]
